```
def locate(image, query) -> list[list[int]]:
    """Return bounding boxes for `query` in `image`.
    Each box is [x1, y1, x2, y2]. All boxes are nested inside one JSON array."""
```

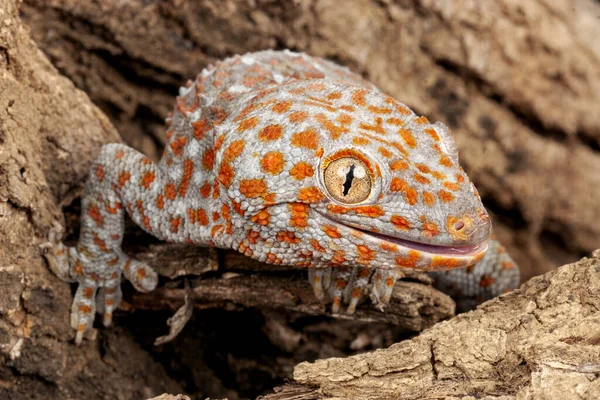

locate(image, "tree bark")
[[261, 251, 600, 399]]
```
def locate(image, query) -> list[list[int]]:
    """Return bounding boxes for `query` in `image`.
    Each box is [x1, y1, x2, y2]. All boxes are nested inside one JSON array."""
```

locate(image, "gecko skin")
[[43, 50, 519, 344]]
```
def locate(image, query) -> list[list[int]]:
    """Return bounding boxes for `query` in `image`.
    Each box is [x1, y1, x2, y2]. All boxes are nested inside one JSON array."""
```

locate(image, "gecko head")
[[222, 80, 490, 270]]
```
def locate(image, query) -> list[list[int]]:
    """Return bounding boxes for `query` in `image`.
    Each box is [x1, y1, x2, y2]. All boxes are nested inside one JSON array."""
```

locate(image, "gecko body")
[[44, 50, 519, 343]]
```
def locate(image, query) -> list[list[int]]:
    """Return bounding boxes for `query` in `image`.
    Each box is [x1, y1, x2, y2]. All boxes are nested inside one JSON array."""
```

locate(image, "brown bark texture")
[[0, 0, 597, 398], [263, 251, 600, 399]]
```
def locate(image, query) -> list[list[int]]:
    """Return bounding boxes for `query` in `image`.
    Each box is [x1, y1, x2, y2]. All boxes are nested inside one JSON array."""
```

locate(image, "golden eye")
[[323, 157, 372, 204]]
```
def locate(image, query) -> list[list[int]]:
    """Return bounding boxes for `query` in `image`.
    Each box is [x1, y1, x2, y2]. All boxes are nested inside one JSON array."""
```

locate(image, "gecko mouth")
[[318, 213, 488, 258], [354, 227, 488, 256]]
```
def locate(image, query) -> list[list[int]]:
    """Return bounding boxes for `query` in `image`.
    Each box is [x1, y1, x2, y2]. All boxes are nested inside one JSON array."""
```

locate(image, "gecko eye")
[[323, 157, 372, 204]]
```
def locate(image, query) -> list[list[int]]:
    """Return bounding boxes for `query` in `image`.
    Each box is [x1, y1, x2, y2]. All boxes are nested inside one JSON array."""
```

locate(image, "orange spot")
[[266, 252, 282, 264], [423, 192, 435, 206], [414, 173, 430, 185], [237, 116, 259, 132], [327, 204, 349, 214], [378, 147, 392, 158], [431, 256, 461, 270], [424, 128, 440, 142], [251, 209, 270, 226], [414, 116, 429, 124], [390, 159, 408, 171], [239, 179, 268, 198], [118, 171, 131, 188], [232, 200, 245, 216], [326, 91, 342, 100], [202, 148, 215, 170], [170, 216, 181, 233], [258, 124, 284, 141], [422, 222, 439, 238], [368, 105, 392, 114], [381, 242, 398, 253], [137, 200, 151, 231], [443, 181, 460, 191], [87, 204, 104, 227], [387, 117, 405, 126], [179, 159, 194, 197], [501, 261, 516, 270], [416, 164, 431, 174], [291, 129, 319, 150], [431, 171, 447, 180], [353, 137, 370, 146], [214, 134, 225, 151], [440, 154, 453, 168], [359, 118, 386, 135], [390, 142, 409, 157], [221, 204, 231, 221], [399, 129, 416, 148], [115, 150, 125, 159], [276, 230, 300, 244], [352, 89, 368, 106], [165, 183, 177, 200], [391, 215, 410, 231], [156, 195, 165, 210], [289, 203, 309, 228], [354, 205, 385, 217], [390, 178, 418, 205], [96, 165, 105, 181], [298, 187, 324, 203], [136, 267, 147, 279], [438, 190, 455, 202], [356, 245, 375, 264], [456, 174, 465, 183], [315, 114, 349, 139], [289, 111, 308, 123], [331, 251, 346, 265], [261, 151, 285, 175], [480, 275, 494, 287], [140, 171, 156, 189], [289, 162, 314, 180], [246, 230, 260, 244], [218, 163, 235, 188], [322, 225, 341, 238], [79, 304, 92, 314], [224, 140, 246, 162], [272, 100, 292, 113], [200, 182, 212, 198], [170, 135, 187, 156], [395, 250, 421, 268], [93, 234, 107, 252], [310, 239, 326, 252], [192, 119, 211, 140]]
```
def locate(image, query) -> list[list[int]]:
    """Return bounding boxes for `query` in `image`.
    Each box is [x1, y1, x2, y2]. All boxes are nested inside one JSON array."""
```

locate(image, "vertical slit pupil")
[[342, 164, 355, 196]]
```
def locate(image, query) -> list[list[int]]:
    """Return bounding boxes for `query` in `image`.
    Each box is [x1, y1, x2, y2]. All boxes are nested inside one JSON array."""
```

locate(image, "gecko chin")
[[317, 213, 488, 271]]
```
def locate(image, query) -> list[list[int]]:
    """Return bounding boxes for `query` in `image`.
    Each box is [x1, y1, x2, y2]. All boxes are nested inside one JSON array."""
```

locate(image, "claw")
[[371, 270, 397, 308], [308, 268, 331, 300], [307, 266, 397, 314]]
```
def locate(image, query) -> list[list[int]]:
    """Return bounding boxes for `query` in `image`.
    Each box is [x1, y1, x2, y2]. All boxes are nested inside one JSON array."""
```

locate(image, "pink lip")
[[358, 228, 488, 256]]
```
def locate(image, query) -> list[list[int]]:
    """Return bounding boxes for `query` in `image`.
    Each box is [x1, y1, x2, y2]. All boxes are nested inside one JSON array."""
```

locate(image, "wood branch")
[[260, 251, 600, 400], [125, 243, 455, 333]]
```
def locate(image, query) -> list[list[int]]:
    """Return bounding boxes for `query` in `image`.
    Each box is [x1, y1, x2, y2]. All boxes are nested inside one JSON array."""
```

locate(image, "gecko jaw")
[[317, 212, 488, 270]]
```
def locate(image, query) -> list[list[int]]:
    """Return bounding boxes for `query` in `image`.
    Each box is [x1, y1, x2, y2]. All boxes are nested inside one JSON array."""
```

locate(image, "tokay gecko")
[[42, 50, 520, 344]]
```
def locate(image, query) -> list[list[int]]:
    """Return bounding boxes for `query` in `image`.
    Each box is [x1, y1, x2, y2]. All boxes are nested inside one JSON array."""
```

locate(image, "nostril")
[[453, 221, 465, 231]]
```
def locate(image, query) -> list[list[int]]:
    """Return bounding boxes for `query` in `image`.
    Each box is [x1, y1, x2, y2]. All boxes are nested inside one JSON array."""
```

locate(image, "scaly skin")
[[42, 50, 519, 344]]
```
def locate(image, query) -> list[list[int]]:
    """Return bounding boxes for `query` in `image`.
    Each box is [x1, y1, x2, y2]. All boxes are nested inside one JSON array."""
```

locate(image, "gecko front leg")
[[43, 143, 176, 344]]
